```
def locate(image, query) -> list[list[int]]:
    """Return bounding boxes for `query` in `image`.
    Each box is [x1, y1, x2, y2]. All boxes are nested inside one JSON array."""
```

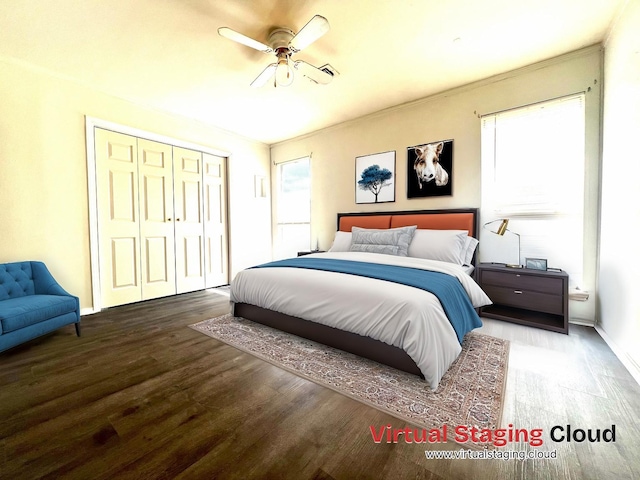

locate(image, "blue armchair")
[[0, 261, 80, 353]]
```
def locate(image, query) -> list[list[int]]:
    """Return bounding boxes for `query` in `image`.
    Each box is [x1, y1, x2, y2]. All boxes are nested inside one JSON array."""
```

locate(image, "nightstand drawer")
[[483, 285, 563, 315], [481, 270, 563, 295]]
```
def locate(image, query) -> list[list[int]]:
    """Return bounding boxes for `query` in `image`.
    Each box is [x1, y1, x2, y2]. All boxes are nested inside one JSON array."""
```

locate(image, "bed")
[[230, 208, 492, 389]]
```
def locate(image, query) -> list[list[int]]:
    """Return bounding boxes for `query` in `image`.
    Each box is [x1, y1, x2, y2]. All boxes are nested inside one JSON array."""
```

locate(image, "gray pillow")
[[350, 226, 417, 256]]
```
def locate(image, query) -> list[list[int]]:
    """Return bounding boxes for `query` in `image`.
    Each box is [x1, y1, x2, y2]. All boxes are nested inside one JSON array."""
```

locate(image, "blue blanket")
[[252, 257, 481, 344]]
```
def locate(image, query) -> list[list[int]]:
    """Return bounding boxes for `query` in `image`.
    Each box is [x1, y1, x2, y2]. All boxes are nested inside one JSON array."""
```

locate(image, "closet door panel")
[[138, 139, 176, 300], [173, 146, 205, 294], [95, 128, 142, 307], [111, 237, 138, 287], [203, 153, 228, 288]]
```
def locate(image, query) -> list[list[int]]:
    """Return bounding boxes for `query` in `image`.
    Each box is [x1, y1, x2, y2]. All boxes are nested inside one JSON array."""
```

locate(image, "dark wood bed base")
[[233, 302, 423, 377], [234, 208, 479, 378]]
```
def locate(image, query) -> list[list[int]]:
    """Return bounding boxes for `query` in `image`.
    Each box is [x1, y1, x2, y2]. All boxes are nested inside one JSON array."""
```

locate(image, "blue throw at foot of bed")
[[252, 257, 481, 344]]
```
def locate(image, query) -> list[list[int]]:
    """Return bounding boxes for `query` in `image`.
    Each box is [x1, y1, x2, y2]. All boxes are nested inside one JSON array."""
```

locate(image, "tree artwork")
[[358, 164, 393, 203], [355, 151, 396, 204]]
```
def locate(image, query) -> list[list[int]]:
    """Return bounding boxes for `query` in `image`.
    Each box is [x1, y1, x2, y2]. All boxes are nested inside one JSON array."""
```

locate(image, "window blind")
[[480, 94, 585, 286], [275, 156, 311, 259]]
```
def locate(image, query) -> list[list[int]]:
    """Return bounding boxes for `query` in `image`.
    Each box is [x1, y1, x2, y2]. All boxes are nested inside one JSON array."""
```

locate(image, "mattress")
[[230, 251, 492, 389]]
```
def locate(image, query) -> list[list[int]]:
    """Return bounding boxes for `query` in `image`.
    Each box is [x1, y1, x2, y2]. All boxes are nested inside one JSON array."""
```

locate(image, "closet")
[[94, 128, 227, 308]]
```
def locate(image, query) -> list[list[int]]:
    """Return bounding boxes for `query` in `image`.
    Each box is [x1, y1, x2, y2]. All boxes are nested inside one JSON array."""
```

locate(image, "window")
[[480, 94, 585, 286], [274, 156, 311, 259]]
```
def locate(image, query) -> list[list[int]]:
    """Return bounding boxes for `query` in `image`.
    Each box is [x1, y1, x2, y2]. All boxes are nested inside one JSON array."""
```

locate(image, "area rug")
[[190, 314, 509, 431]]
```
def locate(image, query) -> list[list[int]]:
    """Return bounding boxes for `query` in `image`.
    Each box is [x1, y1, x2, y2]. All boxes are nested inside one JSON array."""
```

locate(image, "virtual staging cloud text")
[[369, 424, 616, 448]]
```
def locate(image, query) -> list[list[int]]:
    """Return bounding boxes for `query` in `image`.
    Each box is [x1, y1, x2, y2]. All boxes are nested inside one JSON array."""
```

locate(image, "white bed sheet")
[[230, 251, 491, 390]]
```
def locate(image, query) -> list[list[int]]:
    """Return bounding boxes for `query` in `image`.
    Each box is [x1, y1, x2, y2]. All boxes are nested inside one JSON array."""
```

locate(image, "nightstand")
[[297, 250, 326, 257], [477, 263, 569, 334]]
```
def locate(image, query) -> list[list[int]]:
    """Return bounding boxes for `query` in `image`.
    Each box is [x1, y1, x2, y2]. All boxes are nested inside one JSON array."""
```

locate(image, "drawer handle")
[[514, 290, 523, 294]]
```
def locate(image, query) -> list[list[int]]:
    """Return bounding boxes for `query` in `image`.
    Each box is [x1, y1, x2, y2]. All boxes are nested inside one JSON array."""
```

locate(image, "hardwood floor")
[[1, 290, 639, 479]]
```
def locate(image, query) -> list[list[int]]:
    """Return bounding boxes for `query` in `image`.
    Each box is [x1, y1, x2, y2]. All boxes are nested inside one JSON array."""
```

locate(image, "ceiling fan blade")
[[293, 60, 333, 85], [218, 27, 273, 53], [251, 63, 277, 87], [289, 15, 329, 52]]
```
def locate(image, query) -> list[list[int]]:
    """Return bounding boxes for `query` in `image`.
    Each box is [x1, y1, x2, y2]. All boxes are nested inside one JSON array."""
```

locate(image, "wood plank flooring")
[[1, 290, 639, 479]]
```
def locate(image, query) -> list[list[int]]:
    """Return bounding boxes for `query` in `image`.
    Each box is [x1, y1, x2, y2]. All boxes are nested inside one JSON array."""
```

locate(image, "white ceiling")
[[0, 0, 624, 144]]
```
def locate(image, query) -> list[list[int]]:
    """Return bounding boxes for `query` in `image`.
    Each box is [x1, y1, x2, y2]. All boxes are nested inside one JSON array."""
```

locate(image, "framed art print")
[[355, 151, 396, 204], [407, 139, 453, 198]]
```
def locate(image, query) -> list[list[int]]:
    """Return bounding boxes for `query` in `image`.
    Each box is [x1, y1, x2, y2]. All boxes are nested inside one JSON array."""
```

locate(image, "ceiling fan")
[[218, 15, 334, 88]]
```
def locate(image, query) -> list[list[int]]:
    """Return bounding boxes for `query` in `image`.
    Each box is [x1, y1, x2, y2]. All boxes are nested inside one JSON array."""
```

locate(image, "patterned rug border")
[[190, 313, 509, 437]]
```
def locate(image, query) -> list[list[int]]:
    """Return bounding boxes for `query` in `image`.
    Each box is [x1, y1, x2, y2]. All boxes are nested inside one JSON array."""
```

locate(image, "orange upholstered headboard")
[[337, 209, 479, 238]]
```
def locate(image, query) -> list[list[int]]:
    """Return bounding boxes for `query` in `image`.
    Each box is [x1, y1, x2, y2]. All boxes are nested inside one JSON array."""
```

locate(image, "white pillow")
[[328, 231, 352, 252], [407, 229, 468, 264], [350, 226, 417, 256], [462, 236, 479, 265]]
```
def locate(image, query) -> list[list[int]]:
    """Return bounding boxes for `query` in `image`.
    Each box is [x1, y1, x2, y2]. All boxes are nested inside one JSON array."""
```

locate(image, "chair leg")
[[75, 322, 81, 337]]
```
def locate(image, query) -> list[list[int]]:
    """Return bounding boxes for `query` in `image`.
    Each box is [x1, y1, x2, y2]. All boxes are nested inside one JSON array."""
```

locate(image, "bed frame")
[[233, 208, 479, 377]]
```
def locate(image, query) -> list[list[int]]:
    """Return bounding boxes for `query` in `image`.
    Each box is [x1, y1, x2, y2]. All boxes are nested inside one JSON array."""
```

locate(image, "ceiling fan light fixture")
[[275, 53, 294, 87]]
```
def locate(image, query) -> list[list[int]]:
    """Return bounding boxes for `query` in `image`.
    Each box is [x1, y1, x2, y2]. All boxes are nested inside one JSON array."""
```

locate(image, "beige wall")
[[271, 46, 602, 324], [598, 0, 640, 380], [0, 58, 271, 312]]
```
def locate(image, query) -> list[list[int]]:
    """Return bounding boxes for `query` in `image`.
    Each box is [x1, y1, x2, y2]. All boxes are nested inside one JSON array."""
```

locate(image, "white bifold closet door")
[[203, 153, 228, 288], [95, 128, 227, 308], [138, 138, 177, 300], [173, 146, 206, 294], [95, 129, 142, 307]]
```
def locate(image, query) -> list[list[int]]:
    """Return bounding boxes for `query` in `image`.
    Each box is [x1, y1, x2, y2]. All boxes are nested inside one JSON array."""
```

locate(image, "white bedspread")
[[230, 251, 492, 389]]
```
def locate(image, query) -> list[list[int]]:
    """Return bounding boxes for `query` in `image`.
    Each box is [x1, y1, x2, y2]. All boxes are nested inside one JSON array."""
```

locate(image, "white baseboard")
[[80, 307, 98, 316], [570, 317, 596, 327], [595, 325, 640, 386]]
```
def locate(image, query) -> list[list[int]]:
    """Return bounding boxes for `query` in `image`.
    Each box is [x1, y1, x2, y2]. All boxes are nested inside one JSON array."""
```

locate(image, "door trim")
[[85, 116, 231, 313]]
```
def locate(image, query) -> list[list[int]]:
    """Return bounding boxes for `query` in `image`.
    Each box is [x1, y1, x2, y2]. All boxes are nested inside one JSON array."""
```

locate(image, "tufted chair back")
[[0, 262, 36, 300]]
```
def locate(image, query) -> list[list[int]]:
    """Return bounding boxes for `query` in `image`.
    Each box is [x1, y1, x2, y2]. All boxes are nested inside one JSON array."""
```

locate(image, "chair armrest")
[[30, 261, 72, 296], [31, 261, 81, 321]]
